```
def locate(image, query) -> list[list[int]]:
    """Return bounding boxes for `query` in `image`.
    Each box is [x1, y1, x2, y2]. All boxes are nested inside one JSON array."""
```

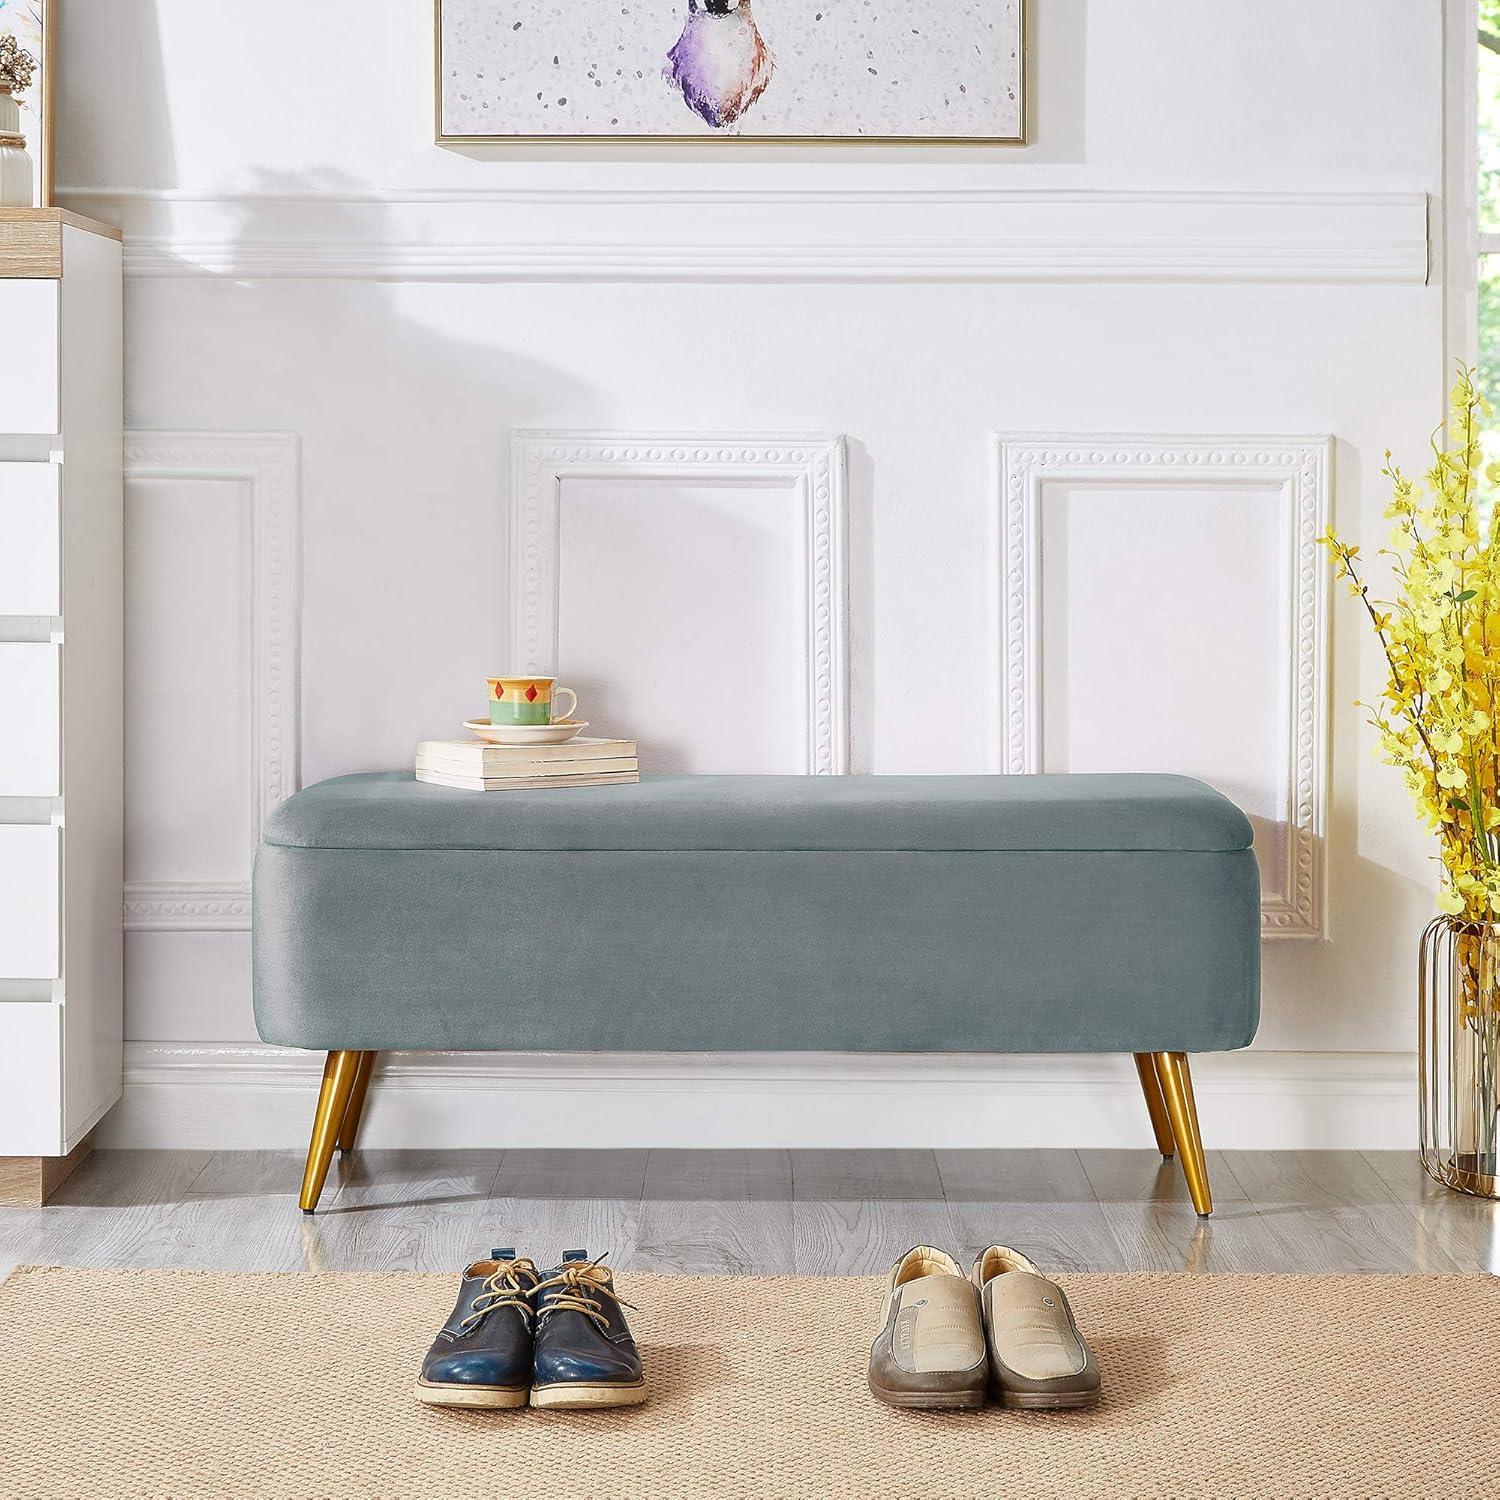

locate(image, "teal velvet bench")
[[252, 772, 1260, 1216]]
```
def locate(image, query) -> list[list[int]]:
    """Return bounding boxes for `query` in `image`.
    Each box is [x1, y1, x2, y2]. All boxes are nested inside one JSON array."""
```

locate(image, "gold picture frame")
[[39, 0, 50, 206], [433, 0, 1026, 147]]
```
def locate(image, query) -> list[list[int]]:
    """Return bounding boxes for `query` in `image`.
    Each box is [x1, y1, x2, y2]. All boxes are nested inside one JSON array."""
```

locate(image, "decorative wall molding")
[[993, 433, 1331, 939], [511, 432, 849, 775], [101, 1041, 1417, 1151], [58, 188, 1429, 285], [121, 432, 301, 931], [51, 186, 1431, 208], [121, 882, 255, 933]]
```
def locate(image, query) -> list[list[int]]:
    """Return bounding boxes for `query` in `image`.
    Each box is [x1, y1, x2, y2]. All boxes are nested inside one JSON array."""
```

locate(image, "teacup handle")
[[552, 685, 578, 722]]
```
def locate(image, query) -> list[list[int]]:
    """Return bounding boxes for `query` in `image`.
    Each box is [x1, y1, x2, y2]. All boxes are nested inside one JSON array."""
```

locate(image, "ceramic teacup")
[[486, 675, 579, 727]]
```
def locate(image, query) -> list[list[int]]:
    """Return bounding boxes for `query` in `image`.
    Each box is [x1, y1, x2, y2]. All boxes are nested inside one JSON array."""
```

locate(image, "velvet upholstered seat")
[[253, 772, 1261, 1214]]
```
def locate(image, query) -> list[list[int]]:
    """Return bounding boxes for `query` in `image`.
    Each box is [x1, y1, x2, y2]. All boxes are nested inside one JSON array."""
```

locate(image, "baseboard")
[[99, 1043, 1418, 1151]]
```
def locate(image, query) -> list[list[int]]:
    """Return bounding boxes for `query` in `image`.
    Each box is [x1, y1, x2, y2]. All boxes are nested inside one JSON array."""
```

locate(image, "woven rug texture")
[[0, 1266, 1496, 1498]]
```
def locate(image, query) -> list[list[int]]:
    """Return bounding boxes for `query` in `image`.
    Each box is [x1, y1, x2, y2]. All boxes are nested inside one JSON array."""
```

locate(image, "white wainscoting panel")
[[994, 434, 1331, 938], [121, 433, 300, 931], [100, 1042, 1416, 1152], [512, 433, 848, 774]]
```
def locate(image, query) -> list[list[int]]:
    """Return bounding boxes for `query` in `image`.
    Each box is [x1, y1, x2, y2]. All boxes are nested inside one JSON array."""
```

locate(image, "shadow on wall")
[[557, 496, 780, 774], [118, 170, 606, 1040], [173, 177, 883, 783], [128, 170, 603, 799]]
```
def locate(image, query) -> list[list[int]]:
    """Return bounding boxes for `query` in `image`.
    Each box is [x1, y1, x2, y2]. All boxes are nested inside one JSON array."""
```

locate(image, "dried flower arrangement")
[[0, 33, 35, 96]]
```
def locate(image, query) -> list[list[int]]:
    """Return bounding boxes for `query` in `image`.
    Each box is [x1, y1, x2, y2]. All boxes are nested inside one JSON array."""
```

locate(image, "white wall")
[[60, 0, 1447, 1148]]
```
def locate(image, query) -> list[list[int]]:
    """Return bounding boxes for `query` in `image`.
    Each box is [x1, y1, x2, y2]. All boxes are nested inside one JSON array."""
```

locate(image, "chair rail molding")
[[55, 187, 1430, 285], [511, 431, 849, 775], [992, 432, 1332, 939], [121, 431, 302, 931]]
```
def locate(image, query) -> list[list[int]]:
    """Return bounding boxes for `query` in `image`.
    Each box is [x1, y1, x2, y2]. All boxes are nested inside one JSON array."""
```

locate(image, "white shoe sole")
[[530, 1379, 648, 1409]]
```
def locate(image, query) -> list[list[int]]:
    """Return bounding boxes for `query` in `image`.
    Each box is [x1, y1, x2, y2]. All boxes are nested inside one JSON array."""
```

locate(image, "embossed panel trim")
[[122, 881, 254, 933], [993, 433, 1331, 939], [121, 433, 301, 932], [511, 433, 848, 775]]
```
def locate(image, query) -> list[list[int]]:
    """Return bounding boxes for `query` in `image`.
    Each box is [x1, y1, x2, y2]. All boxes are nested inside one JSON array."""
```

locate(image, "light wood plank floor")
[[0, 1149, 1494, 1278]]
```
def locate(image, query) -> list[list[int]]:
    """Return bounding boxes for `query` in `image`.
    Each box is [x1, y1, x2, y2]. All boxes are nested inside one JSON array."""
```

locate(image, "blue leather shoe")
[[416, 1249, 539, 1408], [530, 1251, 647, 1409]]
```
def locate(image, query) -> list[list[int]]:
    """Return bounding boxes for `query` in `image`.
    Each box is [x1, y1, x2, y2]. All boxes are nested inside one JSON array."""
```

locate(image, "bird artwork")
[[664, 0, 776, 130]]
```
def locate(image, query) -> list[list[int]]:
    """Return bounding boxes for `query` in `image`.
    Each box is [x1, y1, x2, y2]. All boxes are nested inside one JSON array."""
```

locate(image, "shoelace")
[[532, 1254, 637, 1334], [458, 1257, 540, 1333]]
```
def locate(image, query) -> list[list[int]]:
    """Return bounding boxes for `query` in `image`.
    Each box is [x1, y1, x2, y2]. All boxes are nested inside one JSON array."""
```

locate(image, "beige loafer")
[[970, 1245, 1101, 1410], [868, 1246, 988, 1410]]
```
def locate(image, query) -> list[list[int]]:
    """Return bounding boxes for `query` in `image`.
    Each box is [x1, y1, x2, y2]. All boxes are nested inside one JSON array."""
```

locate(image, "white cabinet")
[[0, 210, 122, 1177]]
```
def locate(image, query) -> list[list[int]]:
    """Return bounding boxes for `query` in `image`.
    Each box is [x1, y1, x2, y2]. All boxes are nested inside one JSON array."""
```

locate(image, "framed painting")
[[435, 0, 1024, 144], [0, 0, 46, 204]]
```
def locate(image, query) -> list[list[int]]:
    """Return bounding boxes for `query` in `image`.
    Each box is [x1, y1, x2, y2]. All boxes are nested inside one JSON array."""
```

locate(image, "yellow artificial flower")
[[1320, 367, 1500, 924]]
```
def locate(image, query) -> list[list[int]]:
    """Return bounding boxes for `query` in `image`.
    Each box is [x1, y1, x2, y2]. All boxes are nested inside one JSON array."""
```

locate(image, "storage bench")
[[253, 772, 1261, 1214]]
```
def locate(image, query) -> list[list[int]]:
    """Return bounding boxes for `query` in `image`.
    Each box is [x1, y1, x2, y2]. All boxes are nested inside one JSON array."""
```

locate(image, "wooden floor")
[[0, 1149, 1494, 1279]]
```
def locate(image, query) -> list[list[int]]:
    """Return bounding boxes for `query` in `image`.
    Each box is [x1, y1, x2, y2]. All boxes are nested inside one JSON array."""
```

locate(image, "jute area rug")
[[0, 1267, 1496, 1498]]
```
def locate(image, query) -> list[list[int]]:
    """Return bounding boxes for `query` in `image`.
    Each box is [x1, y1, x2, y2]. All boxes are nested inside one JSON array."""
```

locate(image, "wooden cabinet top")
[[0, 209, 122, 278]]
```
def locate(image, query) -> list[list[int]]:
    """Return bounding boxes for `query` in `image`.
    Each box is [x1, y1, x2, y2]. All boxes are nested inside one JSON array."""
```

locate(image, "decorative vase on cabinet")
[[0, 208, 122, 1206], [0, 86, 32, 207]]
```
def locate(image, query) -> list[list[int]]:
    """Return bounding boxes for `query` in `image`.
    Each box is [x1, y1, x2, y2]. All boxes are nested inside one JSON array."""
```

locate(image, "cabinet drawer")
[[0, 824, 60, 978], [0, 643, 59, 794], [0, 462, 59, 614], [0, 999, 62, 1155], [0, 281, 58, 435]]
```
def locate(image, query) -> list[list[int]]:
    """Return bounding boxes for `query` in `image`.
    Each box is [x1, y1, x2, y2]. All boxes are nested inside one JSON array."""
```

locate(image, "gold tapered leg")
[[1153, 1052, 1212, 1216], [300, 1050, 362, 1214], [336, 1052, 377, 1153], [1133, 1052, 1176, 1159]]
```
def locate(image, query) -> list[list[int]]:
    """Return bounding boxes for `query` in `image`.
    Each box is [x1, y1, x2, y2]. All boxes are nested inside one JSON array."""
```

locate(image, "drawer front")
[[0, 824, 60, 978], [0, 643, 59, 794], [0, 1002, 61, 1152], [0, 999, 62, 1155], [0, 281, 58, 435], [0, 462, 60, 614]]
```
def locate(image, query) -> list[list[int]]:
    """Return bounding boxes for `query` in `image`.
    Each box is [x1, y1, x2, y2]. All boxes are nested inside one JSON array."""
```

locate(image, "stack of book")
[[414, 737, 639, 791]]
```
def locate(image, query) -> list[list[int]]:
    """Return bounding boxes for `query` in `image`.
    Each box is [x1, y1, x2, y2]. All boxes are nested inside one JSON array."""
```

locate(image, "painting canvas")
[[437, 0, 1023, 143], [0, 0, 44, 203]]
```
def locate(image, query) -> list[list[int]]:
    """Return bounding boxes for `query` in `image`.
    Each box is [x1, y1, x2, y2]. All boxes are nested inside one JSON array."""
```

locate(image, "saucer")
[[464, 718, 589, 746]]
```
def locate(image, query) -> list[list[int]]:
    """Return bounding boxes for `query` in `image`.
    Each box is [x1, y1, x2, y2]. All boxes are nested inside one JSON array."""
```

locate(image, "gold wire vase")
[[1420, 916, 1500, 1199]]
